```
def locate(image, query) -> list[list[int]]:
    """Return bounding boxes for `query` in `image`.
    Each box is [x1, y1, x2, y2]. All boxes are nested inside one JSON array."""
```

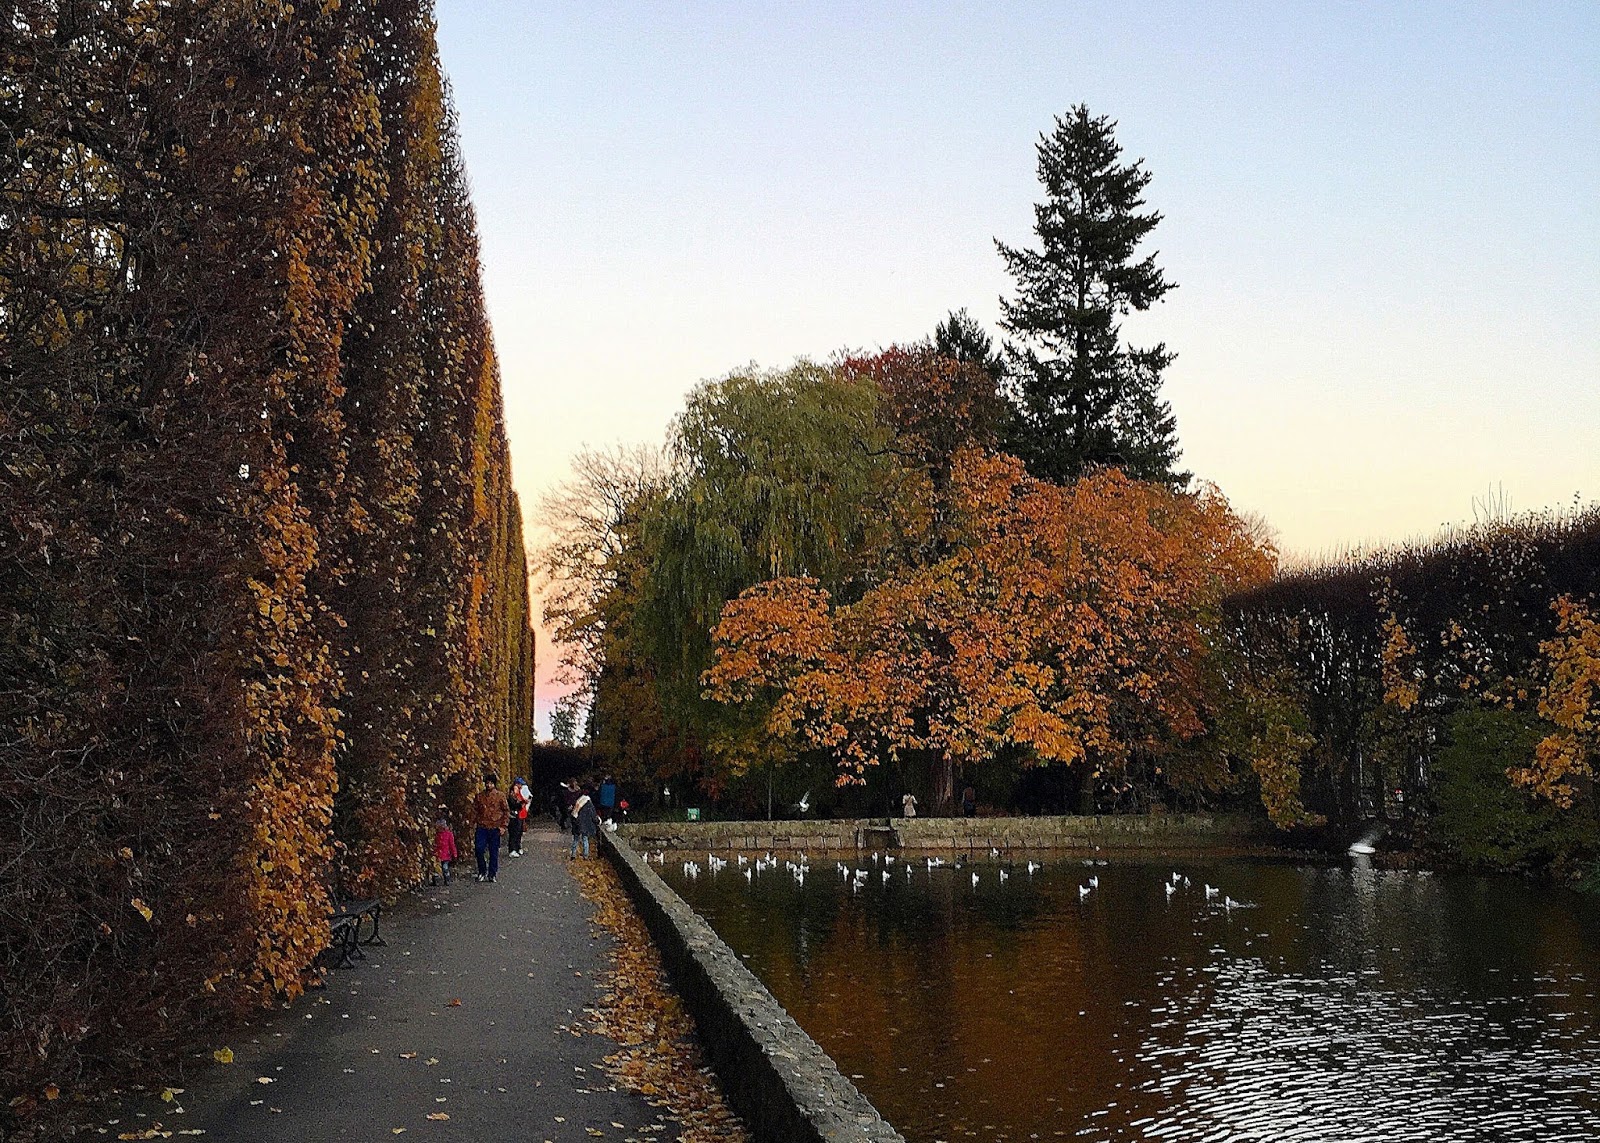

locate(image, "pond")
[[658, 849, 1600, 1143]]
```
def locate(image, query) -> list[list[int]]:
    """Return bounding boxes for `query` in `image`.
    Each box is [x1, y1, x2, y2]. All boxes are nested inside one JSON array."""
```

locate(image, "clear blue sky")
[[433, 1, 1599, 717]]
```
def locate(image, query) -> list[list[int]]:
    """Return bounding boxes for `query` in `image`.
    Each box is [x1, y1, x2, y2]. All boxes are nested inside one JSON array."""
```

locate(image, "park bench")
[[323, 879, 384, 969]]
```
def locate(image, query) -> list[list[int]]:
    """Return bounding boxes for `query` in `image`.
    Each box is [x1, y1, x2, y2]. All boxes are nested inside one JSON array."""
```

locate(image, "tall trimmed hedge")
[[1, 0, 533, 1107]]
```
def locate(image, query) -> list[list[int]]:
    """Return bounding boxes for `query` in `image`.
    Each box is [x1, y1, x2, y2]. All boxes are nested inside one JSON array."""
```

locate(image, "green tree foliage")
[[1431, 708, 1597, 874], [1, 0, 532, 1109], [997, 105, 1185, 486]]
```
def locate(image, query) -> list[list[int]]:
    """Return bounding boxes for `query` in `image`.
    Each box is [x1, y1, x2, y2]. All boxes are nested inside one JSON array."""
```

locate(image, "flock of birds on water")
[[644, 848, 1254, 911]]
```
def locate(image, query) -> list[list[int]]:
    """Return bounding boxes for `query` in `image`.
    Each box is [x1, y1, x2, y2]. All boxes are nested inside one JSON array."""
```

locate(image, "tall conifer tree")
[[997, 105, 1186, 486]]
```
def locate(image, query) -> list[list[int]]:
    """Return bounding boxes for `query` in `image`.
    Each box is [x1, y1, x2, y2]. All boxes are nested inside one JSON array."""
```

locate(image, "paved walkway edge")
[[600, 831, 906, 1143]]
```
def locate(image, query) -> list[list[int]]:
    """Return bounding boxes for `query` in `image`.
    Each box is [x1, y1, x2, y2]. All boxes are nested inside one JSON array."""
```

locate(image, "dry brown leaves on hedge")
[[567, 857, 749, 1143]]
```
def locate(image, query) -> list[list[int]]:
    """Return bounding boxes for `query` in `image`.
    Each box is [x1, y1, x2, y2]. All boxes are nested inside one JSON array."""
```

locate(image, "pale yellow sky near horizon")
[[433, 2, 1600, 728]]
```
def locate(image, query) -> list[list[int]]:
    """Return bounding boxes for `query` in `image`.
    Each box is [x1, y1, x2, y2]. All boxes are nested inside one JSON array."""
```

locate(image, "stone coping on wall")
[[618, 812, 1266, 854], [599, 829, 906, 1143]]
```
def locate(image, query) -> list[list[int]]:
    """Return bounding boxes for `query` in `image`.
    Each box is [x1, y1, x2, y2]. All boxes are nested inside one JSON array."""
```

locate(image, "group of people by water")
[[427, 772, 623, 884]]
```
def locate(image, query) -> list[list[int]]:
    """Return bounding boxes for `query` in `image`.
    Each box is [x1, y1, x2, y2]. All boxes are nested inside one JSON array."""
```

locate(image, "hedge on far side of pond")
[[1223, 504, 1600, 870]]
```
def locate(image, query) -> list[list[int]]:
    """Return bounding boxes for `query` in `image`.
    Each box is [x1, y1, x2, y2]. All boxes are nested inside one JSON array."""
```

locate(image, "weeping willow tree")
[[619, 362, 908, 779]]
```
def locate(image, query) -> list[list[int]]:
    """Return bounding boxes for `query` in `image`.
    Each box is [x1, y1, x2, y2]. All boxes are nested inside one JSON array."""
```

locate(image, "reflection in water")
[[662, 852, 1600, 1143]]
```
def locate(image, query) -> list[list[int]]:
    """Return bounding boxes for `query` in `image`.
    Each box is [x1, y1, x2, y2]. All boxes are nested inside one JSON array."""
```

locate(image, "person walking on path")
[[570, 790, 599, 859], [432, 817, 458, 885], [507, 777, 531, 857], [472, 774, 510, 882], [598, 774, 618, 822], [902, 791, 918, 818]]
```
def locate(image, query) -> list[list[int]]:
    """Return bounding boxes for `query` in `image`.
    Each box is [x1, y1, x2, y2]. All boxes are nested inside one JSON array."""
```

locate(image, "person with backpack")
[[507, 777, 531, 857]]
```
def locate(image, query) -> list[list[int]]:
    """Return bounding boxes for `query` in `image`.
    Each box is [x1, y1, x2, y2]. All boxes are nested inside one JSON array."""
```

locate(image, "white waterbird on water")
[[972, 872, 980, 887], [1204, 884, 1220, 899], [998, 869, 1009, 883], [1088, 875, 1099, 889], [1079, 884, 1092, 900], [1026, 861, 1041, 875], [1165, 882, 1177, 899]]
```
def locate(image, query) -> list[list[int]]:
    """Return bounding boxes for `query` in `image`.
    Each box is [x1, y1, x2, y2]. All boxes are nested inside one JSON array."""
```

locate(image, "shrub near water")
[[1430, 708, 1598, 875]]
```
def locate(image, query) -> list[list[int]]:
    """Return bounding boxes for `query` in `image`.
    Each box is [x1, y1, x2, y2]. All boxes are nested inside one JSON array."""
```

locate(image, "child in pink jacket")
[[433, 818, 458, 885]]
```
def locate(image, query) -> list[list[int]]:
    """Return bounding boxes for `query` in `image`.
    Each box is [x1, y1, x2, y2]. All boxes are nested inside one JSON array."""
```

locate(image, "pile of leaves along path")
[[567, 856, 748, 1143]]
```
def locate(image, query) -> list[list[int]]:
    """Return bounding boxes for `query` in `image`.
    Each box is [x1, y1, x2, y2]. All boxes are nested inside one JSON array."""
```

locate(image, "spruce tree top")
[[997, 105, 1186, 487]]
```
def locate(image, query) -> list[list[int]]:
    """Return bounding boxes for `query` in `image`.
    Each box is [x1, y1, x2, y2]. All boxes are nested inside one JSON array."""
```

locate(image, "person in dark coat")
[[571, 791, 600, 859], [507, 777, 531, 857]]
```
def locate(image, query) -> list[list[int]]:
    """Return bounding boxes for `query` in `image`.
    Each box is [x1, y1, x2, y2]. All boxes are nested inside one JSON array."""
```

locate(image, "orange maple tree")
[[704, 450, 1274, 798]]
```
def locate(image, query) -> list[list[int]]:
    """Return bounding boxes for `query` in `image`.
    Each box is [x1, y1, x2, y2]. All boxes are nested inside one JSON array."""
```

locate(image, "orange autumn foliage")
[[1510, 596, 1600, 808], [704, 452, 1274, 785]]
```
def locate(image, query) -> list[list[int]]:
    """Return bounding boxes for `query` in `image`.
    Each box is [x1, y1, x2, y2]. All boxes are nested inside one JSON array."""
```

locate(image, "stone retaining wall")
[[599, 830, 905, 1143], [619, 812, 1265, 854]]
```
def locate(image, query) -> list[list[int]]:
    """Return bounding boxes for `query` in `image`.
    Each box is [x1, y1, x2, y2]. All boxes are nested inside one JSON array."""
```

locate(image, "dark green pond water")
[[659, 850, 1600, 1143]]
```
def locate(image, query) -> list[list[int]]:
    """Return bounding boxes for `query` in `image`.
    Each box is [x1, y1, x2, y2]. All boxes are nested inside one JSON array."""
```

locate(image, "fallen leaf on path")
[[212, 1048, 234, 1064], [446, 998, 462, 1007], [426, 1113, 450, 1121], [399, 1051, 417, 1059]]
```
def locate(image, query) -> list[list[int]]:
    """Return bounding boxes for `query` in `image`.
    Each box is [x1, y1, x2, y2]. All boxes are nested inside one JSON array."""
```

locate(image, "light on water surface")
[[661, 851, 1600, 1143]]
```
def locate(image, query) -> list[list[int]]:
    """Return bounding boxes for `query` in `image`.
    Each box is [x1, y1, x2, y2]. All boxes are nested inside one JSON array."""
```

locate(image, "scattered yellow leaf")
[[426, 1112, 449, 1121], [212, 1048, 234, 1064], [131, 898, 153, 922], [43, 1084, 60, 1101]]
